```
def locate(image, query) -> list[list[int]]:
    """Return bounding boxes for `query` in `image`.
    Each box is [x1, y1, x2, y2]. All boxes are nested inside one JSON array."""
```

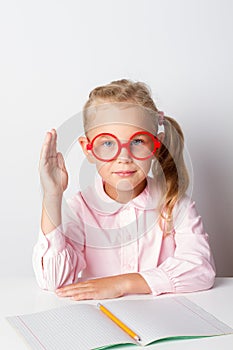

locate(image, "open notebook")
[[6, 296, 233, 349]]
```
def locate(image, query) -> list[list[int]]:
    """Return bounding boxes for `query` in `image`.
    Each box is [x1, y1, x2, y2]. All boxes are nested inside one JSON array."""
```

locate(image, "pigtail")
[[152, 116, 189, 234]]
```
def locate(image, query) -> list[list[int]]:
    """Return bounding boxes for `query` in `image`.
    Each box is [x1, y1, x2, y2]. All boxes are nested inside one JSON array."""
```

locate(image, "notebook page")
[[7, 304, 135, 350], [103, 297, 233, 346]]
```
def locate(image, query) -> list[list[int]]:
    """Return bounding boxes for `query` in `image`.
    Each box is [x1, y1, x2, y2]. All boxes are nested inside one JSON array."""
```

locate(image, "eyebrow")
[[95, 135, 115, 140]]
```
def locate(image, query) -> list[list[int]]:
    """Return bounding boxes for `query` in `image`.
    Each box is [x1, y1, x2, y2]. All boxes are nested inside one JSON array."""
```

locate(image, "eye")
[[131, 138, 144, 146], [102, 141, 114, 147]]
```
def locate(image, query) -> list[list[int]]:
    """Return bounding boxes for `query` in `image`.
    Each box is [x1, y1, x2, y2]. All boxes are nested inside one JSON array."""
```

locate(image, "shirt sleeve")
[[32, 195, 86, 291], [139, 197, 216, 296]]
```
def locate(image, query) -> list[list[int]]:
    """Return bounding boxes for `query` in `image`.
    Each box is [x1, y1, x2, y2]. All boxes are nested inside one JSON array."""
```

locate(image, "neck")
[[104, 178, 147, 203]]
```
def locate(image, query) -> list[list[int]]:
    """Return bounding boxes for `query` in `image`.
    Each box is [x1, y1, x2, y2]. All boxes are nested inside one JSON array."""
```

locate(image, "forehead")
[[87, 124, 149, 140], [84, 102, 158, 135]]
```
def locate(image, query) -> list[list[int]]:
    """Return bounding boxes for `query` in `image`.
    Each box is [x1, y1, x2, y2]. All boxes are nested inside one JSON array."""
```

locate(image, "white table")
[[0, 277, 233, 349]]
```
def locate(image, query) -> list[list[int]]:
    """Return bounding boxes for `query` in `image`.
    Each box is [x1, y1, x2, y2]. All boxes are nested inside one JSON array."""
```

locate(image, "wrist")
[[120, 273, 152, 295], [43, 192, 63, 201]]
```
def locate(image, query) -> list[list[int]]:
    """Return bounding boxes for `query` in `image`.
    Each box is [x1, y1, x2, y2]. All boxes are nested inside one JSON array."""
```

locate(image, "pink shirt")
[[32, 176, 216, 295]]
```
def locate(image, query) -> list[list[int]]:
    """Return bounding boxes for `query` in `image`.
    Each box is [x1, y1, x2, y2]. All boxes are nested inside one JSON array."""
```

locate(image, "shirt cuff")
[[139, 268, 175, 296], [37, 225, 66, 256]]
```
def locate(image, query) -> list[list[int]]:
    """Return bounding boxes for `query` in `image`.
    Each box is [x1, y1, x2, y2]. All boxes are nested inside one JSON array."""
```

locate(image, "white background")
[[0, 0, 232, 279]]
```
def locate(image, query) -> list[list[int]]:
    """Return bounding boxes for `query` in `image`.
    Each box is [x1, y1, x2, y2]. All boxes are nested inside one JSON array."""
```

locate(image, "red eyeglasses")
[[86, 131, 161, 162]]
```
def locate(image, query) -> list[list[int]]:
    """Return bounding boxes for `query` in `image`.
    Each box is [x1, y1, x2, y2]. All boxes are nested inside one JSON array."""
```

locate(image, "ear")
[[78, 136, 96, 164], [157, 132, 165, 144]]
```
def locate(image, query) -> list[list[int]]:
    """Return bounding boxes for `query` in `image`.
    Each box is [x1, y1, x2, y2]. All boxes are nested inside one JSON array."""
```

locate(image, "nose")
[[116, 143, 132, 163]]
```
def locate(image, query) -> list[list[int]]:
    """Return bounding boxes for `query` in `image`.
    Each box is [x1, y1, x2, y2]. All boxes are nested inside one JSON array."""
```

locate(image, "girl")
[[33, 79, 216, 300]]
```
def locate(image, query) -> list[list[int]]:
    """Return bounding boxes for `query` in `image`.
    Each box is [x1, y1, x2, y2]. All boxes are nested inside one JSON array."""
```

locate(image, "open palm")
[[39, 129, 68, 195]]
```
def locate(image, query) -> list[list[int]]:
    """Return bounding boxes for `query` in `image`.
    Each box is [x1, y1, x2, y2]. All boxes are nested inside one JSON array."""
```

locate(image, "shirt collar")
[[81, 173, 161, 215]]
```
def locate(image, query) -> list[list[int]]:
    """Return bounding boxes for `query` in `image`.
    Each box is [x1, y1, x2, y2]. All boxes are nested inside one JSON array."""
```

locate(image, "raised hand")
[[39, 129, 68, 196]]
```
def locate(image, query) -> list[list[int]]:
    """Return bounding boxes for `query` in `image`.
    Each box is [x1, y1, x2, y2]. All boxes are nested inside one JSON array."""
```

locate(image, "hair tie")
[[157, 111, 165, 134]]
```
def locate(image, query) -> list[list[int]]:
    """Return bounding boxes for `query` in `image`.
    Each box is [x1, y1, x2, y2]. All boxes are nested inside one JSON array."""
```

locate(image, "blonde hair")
[[83, 79, 189, 233]]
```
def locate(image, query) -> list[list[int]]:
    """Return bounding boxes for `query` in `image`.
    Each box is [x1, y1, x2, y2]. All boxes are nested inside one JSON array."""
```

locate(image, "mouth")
[[112, 170, 137, 177]]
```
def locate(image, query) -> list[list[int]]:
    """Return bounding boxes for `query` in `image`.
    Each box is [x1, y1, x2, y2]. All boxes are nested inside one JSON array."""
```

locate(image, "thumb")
[[57, 152, 67, 171]]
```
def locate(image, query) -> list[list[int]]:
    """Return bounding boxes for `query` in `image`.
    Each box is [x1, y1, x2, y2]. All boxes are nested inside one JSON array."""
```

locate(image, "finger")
[[56, 281, 89, 293], [72, 292, 96, 301], [40, 132, 52, 162], [56, 285, 93, 298], [49, 129, 57, 157], [56, 282, 92, 295], [57, 152, 66, 171]]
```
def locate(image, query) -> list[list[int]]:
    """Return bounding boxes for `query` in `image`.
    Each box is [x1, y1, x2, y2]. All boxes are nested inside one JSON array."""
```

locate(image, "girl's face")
[[79, 104, 157, 202]]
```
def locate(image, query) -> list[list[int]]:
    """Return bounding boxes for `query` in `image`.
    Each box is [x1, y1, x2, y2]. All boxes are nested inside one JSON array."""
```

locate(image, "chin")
[[115, 179, 134, 192]]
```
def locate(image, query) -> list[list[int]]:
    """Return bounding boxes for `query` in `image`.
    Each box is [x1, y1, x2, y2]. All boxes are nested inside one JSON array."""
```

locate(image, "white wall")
[[0, 0, 232, 278]]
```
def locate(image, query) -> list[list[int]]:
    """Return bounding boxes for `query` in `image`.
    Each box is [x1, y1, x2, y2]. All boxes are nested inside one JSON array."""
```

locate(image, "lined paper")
[[103, 297, 233, 345], [6, 297, 233, 349], [7, 304, 132, 350]]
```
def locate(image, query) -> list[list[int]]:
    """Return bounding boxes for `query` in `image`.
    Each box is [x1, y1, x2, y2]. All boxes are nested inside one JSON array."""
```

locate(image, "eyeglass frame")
[[86, 131, 161, 162]]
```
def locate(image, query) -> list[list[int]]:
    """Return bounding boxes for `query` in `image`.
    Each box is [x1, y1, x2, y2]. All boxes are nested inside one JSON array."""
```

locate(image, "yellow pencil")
[[97, 303, 141, 344]]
